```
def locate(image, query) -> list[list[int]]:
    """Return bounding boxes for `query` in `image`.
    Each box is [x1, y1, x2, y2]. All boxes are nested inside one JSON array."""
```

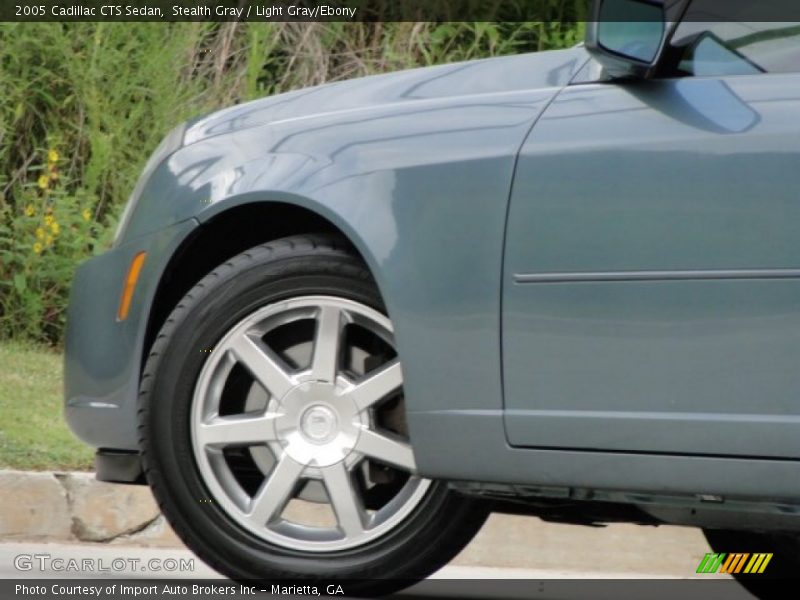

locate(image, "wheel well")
[[141, 202, 357, 371]]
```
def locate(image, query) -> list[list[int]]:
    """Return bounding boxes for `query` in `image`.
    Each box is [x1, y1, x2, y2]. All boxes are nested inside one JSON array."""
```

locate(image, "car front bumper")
[[64, 218, 198, 454]]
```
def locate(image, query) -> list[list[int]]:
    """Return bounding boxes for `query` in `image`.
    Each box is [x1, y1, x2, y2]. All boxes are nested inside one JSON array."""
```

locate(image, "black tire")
[[703, 529, 800, 598], [138, 234, 488, 594]]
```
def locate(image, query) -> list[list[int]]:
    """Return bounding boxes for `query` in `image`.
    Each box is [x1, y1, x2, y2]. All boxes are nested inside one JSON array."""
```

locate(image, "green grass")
[[0, 342, 93, 470]]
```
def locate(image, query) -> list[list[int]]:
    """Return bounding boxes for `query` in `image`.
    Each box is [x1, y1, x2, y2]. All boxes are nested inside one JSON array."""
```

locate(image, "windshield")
[[670, 20, 800, 76]]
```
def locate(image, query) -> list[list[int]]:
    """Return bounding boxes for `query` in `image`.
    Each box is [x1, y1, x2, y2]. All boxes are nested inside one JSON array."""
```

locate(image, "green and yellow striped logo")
[[696, 552, 773, 574]]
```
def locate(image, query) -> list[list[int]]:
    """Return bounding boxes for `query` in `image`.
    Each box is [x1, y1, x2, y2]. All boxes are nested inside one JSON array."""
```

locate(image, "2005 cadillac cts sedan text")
[[64, 0, 800, 592]]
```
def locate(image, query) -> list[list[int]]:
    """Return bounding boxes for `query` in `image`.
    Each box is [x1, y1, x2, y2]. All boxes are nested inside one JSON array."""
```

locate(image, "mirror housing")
[[586, 0, 674, 79]]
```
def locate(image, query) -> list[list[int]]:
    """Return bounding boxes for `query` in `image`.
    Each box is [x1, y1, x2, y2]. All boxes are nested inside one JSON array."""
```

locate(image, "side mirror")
[[585, 0, 670, 79]]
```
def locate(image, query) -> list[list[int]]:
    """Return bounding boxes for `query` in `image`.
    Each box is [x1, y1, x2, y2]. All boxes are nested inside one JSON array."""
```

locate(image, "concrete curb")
[[0, 469, 712, 576], [0, 470, 180, 547]]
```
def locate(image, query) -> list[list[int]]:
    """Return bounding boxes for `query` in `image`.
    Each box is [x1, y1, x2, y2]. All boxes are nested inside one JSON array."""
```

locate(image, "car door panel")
[[504, 278, 800, 456], [503, 73, 800, 458]]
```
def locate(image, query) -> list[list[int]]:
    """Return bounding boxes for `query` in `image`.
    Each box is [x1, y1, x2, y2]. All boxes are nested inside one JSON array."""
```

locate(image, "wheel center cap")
[[273, 381, 363, 468], [300, 405, 337, 443]]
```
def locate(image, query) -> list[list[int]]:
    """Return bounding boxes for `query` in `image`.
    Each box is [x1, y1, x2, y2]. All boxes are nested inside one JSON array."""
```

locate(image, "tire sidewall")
[[141, 246, 479, 581]]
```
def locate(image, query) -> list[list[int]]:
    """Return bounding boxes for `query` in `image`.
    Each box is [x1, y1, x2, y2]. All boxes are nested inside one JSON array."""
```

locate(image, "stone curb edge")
[[0, 470, 180, 547], [0, 470, 715, 576]]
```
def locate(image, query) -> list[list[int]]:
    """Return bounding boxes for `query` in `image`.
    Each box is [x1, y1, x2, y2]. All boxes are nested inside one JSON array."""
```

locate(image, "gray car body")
[[65, 44, 800, 526]]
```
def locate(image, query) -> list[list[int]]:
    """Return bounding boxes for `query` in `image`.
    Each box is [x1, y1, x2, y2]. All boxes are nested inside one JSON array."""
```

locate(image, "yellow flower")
[[44, 215, 54, 226], [50, 221, 60, 235], [48, 149, 59, 164], [45, 234, 54, 247], [81, 208, 92, 222], [33, 242, 43, 255], [35, 227, 45, 240], [38, 175, 49, 190], [24, 204, 35, 217]]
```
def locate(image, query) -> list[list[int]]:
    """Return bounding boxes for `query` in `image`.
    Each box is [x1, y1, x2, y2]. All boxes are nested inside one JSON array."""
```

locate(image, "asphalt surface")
[[1, 518, 752, 599], [1, 517, 716, 578]]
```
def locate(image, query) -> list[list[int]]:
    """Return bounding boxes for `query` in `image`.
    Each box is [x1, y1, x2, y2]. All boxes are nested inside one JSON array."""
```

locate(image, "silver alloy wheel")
[[191, 296, 431, 552]]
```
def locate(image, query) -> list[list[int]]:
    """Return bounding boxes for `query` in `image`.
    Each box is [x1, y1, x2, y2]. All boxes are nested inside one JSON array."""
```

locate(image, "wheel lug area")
[[272, 380, 362, 468]]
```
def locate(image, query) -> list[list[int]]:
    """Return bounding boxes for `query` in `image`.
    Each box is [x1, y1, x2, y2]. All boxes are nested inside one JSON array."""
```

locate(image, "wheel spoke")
[[310, 305, 343, 383], [196, 413, 279, 447], [229, 334, 294, 399], [247, 455, 304, 526], [349, 359, 403, 412], [356, 429, 416, 471], [192, 296, 433, 551], [323, 462, 365, 537]]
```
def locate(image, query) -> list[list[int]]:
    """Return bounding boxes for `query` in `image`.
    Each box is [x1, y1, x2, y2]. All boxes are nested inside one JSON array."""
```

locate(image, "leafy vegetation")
[[0, 19, 582, 345]]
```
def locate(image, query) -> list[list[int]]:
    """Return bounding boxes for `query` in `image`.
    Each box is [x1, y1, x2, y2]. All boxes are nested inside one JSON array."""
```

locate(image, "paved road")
[[0, 540, 689, 580], [1, 518, 750, 599], [1, 517, 716, 578], [452, 514, 715, 576]]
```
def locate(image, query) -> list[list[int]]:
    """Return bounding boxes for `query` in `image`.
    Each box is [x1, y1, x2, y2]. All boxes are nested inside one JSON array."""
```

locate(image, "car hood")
[[183, 47, 589, 146]]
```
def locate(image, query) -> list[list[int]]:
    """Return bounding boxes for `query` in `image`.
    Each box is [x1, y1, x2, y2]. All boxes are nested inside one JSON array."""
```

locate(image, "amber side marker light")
[[117, 251, 147, 321]]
